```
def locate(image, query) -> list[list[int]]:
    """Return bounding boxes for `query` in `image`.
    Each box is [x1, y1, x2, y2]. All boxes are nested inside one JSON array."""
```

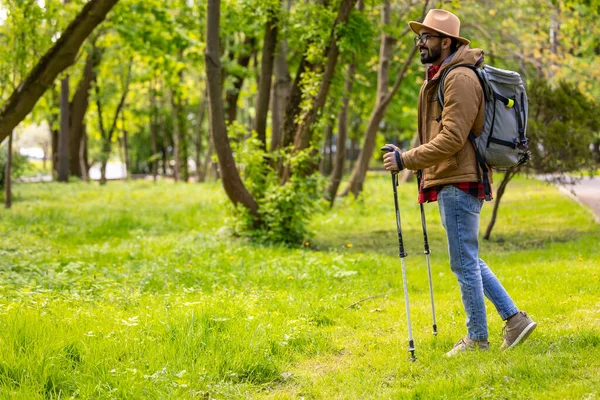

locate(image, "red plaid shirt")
[[418, 181, 491, 204], [417, 64, 490, 204]]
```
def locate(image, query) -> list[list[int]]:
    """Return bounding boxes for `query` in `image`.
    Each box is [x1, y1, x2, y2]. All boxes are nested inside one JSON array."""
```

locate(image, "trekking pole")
[[417, 170, 438, 336], [381, 145, 416, 361]]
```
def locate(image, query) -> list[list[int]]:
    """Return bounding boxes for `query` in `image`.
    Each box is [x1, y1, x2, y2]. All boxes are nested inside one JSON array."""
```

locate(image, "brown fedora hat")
[[409, 9, 469, 45]]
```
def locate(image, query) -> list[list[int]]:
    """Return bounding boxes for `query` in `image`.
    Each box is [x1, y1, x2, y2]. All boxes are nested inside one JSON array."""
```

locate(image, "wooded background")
[[1, 0, 599, 242]]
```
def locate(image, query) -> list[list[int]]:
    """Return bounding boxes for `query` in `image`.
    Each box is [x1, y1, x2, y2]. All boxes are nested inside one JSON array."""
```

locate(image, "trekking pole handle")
[[381, 146, 401, 184]]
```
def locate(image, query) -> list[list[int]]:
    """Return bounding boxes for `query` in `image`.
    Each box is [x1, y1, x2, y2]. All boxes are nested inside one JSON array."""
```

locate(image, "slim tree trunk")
[[171, 88, 181, 182], [79, 128, 88, 182], [340, 48, 417, 197], [150, 80, 158, 182], [376, 0, 395, 103], [199, 138, 213, 183], [254, 10, 278, 150], [292, 0, 357, 152], [320, 119, 334, 176], [122, 113, 129, 180], [225, 36, 255, 125], [484, 167, 519, 240], [349, 137, 357, 171], [51, 127, 59, 175], [47, 86, 60, 176], [325, 62, 356, 205], [340, 0, 428, 197], [0, 0, 120, 144], [95, 57, 132, 185], [5, 132, 13, 209], [100, 143, 109, 184], [69, 49, 98, 178], [57, 76, 70, 182], [196, 93, 207, 181], [179, 76, 189, 183], [270, 23, 291, 152], [281, 56, 314, 151], [205, 0, 259, 219]]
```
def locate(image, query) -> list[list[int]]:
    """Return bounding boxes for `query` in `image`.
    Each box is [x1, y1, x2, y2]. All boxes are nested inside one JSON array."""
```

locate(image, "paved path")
[[557, 176, 600, 223]]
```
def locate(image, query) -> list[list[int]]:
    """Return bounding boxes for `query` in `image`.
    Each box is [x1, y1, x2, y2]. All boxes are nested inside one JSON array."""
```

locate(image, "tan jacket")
[[401, 45, 490, 189]]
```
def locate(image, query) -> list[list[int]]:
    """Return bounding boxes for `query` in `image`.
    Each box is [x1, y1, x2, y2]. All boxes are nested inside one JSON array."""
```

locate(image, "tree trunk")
[[79, 128, 89, 182], [349, 137, 357, 170], [122, 114, 130, 180], [325, 62, 356, 206], [255, 11, 278, 150], [0, 0, 120, 144], [179, 82, 189, 183], [199, 138, 213, 183], [270, 18, 291, 152], [5, 132, 13, 209], [69, 49, 98, 178], [340, 46, 418, 197], [100, 154, 108, 184], [57, 76, 70, 182], [150, 80, 158, 182], [225, 36, 255, 125], [376, 0, 395, 103], [95, 58, 132, 185], [320, 120, 334, 176], [340, 0, 428, 197], [292, 0, 357, 152], [47, 87, 60, 176], [195, 93, 207, 181], [205, 0, 259, 219], [484, 167, 519, 240], [51, 127, 59, 175], [171, 88, 181, 182]]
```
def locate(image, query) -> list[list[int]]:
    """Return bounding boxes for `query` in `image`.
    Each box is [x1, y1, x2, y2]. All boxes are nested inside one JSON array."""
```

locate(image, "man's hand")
[[382, 144, 404, 172]]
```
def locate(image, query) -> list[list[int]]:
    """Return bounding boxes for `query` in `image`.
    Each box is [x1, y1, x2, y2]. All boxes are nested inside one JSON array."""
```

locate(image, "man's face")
[[418, 28, 443, 65]]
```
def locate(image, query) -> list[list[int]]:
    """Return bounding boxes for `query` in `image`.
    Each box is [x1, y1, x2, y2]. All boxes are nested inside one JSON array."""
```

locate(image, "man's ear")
[[442, 37, 451, 50]]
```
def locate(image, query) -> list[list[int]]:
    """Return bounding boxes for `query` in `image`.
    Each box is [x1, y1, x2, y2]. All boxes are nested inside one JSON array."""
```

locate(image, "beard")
[[420, 42, 442, 64]]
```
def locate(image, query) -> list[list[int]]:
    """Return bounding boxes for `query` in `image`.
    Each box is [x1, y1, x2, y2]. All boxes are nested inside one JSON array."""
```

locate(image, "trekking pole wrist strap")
[[394, 150, 404, 172]]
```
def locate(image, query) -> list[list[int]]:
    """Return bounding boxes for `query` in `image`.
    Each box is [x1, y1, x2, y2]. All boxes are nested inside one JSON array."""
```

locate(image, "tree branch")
[[0, 0, 120, 144]]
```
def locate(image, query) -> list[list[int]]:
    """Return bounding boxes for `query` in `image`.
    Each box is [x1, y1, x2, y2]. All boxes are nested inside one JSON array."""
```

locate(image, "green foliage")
[[230, 130, 323, 245], [0, 147, 31, 189], [337, 10, 374, 61], [526, 78, 600, 174]]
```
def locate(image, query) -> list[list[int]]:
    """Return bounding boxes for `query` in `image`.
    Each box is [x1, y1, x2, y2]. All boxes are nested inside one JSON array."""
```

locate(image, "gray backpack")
[[438, 64, 530, 200]]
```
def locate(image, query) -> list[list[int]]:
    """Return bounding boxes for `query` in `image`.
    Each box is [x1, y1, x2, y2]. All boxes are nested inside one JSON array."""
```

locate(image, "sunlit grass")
[[1, 175, 599, 398]]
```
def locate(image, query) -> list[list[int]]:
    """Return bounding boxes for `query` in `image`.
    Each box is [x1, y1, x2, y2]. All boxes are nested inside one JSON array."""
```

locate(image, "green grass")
[[0, 175, 599, 399]]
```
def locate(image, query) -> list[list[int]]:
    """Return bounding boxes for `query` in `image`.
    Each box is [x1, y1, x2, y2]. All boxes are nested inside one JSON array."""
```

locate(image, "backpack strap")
[[437, 64, 486, 112], [469, 133, 492, 201], [437, 64, 492, 201]]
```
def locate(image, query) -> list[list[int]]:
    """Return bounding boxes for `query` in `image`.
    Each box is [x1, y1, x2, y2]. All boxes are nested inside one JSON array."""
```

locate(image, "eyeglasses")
[[414, 33, 445, 45]]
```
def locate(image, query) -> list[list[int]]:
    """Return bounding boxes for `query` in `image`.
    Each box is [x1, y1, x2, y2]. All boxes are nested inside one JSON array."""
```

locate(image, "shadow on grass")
[[311, 214, 598, 253]]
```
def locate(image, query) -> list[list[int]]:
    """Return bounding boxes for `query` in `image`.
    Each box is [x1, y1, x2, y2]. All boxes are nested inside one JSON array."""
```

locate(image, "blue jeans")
[[438, 185, 519, 341]]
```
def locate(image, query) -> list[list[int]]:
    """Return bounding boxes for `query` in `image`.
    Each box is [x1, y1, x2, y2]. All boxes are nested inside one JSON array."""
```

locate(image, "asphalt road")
[[559, 176, 600, 223]]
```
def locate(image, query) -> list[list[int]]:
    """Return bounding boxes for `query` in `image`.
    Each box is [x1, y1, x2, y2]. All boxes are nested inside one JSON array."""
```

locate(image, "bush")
[[0, 147, 32, 189], [526, 79, 600, 175], [229, 128, 323, 245]]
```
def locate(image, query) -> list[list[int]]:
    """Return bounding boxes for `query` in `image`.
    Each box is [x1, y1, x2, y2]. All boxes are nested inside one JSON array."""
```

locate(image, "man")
[[382, 9, 536, 356]]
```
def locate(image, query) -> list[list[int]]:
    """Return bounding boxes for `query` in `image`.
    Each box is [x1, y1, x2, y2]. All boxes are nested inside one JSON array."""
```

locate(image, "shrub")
[[229, 129, 323, 245], [0, 147, 32, 189]]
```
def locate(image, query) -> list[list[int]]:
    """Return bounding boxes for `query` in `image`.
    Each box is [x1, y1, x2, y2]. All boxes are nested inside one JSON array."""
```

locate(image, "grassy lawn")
[[1, 175, 599, 399]]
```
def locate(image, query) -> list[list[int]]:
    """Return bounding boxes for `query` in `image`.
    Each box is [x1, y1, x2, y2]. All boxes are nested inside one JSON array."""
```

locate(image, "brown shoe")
[[445, 337, 489, 357], [502, 311, 537, 349]]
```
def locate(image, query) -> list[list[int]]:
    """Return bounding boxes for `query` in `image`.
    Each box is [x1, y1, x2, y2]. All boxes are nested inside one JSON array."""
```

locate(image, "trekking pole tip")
[[409, 351, 417, 361]]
